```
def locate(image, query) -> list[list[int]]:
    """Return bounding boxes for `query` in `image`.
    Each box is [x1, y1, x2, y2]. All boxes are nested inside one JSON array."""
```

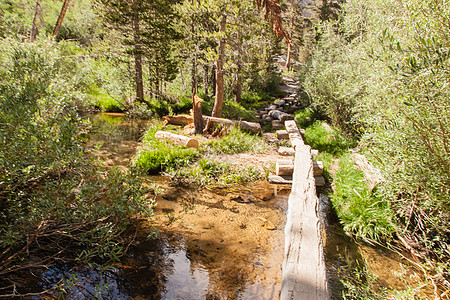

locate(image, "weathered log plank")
[[281, 144, 328, 300], [281, 119, 328, 300], [155, 131, 199, 149]]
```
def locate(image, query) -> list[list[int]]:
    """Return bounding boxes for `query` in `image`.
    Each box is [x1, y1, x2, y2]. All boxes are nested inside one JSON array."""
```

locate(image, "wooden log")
[[315, 176, 326, 187], [278, 146, 295, 156], [269, 110, 294, 122], [272, 120, 284, 130], [281, 144, 328, 300], [276, 159, 294, 176], [155, 131, 199, 148], [162, 114, 193, 126], [276, 159, 324, 176], [268, 175, 325, 187], [268, 175, 292, 184], [313, 161, 324, 176], [202, 116, 261, 134], [276, 130, 289, 139]]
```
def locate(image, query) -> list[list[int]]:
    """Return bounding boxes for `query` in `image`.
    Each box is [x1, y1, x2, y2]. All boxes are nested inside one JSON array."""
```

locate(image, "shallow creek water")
[[33, 113, 433, 299]]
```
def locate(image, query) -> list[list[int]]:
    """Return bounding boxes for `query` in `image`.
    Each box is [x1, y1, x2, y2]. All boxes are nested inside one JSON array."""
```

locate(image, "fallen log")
[[163, 115, 261, 134], [155, 131, 199, 149], [203, 116, 261, 134], [162, 114, 193, 126]]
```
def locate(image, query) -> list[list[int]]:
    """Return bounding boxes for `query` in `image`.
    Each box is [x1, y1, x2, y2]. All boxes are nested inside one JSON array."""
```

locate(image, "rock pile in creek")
[[256, 75, 304, 130]]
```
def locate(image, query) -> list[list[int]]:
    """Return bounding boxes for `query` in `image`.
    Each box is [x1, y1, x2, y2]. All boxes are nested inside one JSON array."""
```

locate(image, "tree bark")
[[132, 0, 144, 102], [203, 64, 209, 95], [52, 0, 71, 38], [211, 12, 227, 118], [30, 0, 42, 42], [193, 94, 204, 134]]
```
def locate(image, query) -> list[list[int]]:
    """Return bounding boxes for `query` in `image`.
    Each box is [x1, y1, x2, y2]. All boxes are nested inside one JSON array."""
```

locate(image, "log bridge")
[[281, 120, 328, 300]]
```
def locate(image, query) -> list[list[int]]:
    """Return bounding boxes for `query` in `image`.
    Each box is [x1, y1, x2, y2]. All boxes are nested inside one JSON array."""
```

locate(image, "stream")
[[34, 113, 430, 299]]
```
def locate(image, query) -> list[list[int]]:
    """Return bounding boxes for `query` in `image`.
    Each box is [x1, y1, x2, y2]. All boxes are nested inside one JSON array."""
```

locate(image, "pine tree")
[[94, 0, 181, 102]]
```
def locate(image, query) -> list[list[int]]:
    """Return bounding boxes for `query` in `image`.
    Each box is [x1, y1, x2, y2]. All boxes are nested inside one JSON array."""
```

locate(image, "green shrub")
[[0, 38, 152, 286], [294, 108, 316, 128], [332, 156, 395, 242], [133, 125, 200, 174], [207, 127, 268, 154], [169, 158, 262, 187]]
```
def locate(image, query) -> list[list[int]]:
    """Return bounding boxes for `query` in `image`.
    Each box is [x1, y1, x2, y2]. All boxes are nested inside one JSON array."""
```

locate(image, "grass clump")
[[133, 124, 200, 174], [207, 127, 268, 154], [332, 156, 395, 242], [294, 108, 316, 128], [304, 121, 356, 156], [169, 158, 262, 187]]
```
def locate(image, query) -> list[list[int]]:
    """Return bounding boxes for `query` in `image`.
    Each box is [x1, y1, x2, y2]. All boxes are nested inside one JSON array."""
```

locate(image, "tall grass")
[[133, 124, 200, 174], [206, 127, 268, 154], [332, 156, 395, 242]]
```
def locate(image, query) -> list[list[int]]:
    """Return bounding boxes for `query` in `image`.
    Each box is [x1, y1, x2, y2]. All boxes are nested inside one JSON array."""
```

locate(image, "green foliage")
[[133, 124, 200, 174], [169, 158, 262, 187], [303, 0, 450, 261], [332, 156, 395, 242], [0, 37, 153, 279], [207, 127, 268, 154], [304, 122, 356, 155], [294, 108, 316, 128]]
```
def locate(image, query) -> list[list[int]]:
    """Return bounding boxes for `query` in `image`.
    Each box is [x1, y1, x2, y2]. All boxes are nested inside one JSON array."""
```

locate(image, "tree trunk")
[[30, 0, 42, 42], [211, 12, 227, 118], [193, 94, 204, 134], [132, 0, 144, 102], [211, 64, 216, 96], [191, 48, 198, 95], [285, 41, 291, 70], [233, 66, 242, 103], [52, 0, 71, 38], [203, 64, 209, 95]]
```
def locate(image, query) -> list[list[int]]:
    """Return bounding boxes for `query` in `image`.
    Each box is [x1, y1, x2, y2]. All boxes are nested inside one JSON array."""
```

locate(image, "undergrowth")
[[206, 127, 268, 154], [133, 124, 200, 174], [168, 158, 262, 187], [332, 156, 395, 243]]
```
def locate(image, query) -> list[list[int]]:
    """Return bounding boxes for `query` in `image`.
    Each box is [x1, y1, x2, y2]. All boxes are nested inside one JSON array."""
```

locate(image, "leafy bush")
[[133, 124, 200, 173], [0, 38, 152, 291], [294, 108, 316, 128], [207, 127, 268, 154], [303, 0, 450, 261]]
